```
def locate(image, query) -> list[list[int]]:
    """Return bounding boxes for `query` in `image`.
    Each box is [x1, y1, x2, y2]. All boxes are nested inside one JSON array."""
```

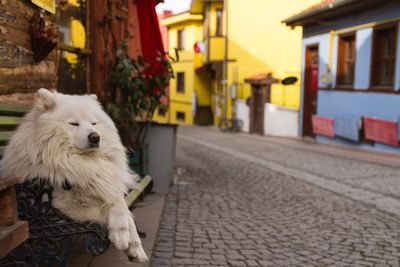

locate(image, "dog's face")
[[35, 88, 114, 152], [67, 117, 100, 150]]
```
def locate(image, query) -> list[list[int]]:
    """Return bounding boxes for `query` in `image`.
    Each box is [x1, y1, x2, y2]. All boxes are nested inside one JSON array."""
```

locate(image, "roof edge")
[[161, 12, 203, 26], [283, 0, 361, 26]]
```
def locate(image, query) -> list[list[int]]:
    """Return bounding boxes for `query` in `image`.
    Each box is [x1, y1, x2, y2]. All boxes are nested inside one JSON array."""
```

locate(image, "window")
[[177, 29, 185, 50], [158, 108, 166, 117], [176, 112, 185, 121], [177, 72, 185, 93], [371, 24, 397, 88], [216, 9, 223, 36], [337, 33, 356, 86], [56, 0, 90, 94]]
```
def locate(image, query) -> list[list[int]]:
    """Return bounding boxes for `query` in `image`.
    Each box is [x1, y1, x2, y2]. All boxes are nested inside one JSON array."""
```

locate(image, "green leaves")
[[106, 47, 178, 146]]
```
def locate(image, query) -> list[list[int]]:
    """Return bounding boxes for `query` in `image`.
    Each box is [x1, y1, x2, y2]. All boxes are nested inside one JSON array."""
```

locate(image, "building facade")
[[153, 11, 211, 125], [157, 0, 321, 135], [285, 0, 400, 153]]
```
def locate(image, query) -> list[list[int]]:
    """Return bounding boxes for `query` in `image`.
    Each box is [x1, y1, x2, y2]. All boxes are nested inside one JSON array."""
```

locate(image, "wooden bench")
[[0, 104, 152, 267], [0, 176, 29, 259]]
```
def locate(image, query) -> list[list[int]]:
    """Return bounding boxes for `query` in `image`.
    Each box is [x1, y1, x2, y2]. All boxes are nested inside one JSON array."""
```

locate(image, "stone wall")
[[0, 0, 57, 103]]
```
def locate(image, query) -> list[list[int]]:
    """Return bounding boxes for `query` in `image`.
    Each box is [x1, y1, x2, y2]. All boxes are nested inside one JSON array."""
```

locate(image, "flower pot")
[[127, 144, 149, 177], [144, 123, 178, 194]]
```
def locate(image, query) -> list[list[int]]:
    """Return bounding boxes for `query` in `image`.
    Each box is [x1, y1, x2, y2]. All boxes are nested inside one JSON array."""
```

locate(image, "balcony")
[[202, 36, 225, 64]]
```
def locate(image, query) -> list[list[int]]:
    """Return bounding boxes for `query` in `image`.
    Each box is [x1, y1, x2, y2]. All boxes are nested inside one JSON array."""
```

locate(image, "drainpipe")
[[222, 0, 229, 121]]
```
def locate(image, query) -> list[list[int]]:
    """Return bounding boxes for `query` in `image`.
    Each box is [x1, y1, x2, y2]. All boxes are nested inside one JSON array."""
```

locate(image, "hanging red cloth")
[[136, 0, 165, 65], [136, 0, 168, 103]]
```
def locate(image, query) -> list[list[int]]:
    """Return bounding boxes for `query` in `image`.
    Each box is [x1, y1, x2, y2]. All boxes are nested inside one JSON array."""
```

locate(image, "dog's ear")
[[36, 88, 56, 112], [89, 94, 97, 101]]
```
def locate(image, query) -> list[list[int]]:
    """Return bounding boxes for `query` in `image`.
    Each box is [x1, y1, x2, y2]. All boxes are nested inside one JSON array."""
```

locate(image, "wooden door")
[[249, 86, 265, 135], [303, 45, 319, 137]]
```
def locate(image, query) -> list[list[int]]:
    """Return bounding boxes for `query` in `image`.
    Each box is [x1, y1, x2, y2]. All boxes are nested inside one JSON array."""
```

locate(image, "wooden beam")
[[125, 175, 152, 207], [0, 116, 23, 127], [0, 221, 29, 258]]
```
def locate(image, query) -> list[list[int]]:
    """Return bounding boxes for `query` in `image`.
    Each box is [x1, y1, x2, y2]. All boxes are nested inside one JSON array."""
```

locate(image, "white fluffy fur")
[[0, 88, 148, 262]]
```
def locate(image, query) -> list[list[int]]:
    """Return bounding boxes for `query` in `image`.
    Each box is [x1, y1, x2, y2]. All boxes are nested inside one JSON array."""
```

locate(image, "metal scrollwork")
[[0, 180, 110, 267]]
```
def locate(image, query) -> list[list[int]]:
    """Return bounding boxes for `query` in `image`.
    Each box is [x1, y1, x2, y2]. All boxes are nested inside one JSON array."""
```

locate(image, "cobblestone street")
[[152, 126, 400, 267]]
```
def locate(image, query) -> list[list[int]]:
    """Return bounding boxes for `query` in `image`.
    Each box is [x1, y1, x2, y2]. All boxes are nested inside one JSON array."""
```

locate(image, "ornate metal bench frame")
[[0, 180, 110, 267]]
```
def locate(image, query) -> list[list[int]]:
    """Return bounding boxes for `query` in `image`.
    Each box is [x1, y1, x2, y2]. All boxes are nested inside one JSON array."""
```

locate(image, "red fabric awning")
[[136, 0, 165, 63], [136, 0, 168, 101]]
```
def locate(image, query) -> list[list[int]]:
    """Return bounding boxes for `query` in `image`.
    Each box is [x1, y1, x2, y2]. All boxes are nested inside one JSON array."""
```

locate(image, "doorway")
[[249, 85, 265, 135], [303, 45, 319, 137]]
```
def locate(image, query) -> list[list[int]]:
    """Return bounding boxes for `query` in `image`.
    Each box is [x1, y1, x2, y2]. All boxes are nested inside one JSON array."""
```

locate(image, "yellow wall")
[[152, 108, 170, 123], [170, 59, 193, 104], [169, 102, 193, 124], [154, 14, 211, 125], [193, 0, 321, 125], [226, 0, 321, 110], [194, 72, 212, 106], [209, 2, 224, 37], [209, 37, 225, 61], [156, 0, 321, 125]]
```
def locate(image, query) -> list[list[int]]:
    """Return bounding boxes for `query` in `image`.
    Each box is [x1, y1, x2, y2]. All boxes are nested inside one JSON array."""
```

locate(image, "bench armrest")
[[0, 176, 19, 191]]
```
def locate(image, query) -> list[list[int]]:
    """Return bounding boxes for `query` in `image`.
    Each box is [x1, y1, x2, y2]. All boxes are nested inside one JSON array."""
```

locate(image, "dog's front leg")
[[107, 199, 148, 262], [107, 199, 131, 250], [126, 215, 148, 262]]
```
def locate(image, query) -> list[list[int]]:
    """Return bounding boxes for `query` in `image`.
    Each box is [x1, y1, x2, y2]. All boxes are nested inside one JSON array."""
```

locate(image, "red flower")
[[153, 87, 161, 94]]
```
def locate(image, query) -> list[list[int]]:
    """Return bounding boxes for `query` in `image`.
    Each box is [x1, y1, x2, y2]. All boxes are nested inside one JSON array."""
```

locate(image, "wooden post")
[[0, 176, 29, 257]]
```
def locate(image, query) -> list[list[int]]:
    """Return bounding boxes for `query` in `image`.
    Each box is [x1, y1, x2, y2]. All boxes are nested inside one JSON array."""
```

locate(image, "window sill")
[[319, 87, 400, 94], [369, 85, 395, 91], [336, 84, 354, 90]]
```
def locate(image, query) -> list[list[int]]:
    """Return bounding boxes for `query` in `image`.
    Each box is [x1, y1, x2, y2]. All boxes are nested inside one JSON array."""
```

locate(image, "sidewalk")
[[152, 127, 400, 267], [178, 126, 400, 216], [252, 133, 400, 167], [69, 193, 166, 267], [181, 125, 400, 167]]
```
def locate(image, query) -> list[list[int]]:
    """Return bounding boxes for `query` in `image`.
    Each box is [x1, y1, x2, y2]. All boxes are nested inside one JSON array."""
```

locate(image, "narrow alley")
[[152, 126, 400, 267]]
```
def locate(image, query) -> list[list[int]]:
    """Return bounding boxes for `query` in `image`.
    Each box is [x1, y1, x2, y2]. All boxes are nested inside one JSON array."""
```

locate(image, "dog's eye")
[[92, 122, 97, 126], [69, 122, 79, 126]]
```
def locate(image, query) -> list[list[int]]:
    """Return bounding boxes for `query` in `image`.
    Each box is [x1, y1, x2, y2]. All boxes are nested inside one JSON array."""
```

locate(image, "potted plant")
[[105, 44, 176, 176]]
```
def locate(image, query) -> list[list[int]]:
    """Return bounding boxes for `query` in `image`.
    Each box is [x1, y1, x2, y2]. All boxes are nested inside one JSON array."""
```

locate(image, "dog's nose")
[[88, 132, 100, 145]]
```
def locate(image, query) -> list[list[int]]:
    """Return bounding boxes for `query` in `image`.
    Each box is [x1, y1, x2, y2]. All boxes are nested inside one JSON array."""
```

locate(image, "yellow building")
[[155, 0, 321, 132], [192, 0, 323, 129], [152, 11, 213, 125]]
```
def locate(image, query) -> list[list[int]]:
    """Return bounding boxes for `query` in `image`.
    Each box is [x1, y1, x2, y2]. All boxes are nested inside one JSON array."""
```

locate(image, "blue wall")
[[316, 90, 400, 153], [299, 1, 400, 153], [354, 28, 373, 90], [318, 91, 400, 120]]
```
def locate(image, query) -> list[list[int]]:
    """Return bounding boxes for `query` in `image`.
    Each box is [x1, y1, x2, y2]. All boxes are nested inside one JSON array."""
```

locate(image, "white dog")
[[0, 88, 148, 262]]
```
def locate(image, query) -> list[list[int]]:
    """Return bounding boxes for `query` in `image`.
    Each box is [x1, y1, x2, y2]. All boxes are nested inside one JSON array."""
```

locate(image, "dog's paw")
[[126, 243, 148, 263], [109, 228, 130, 250]]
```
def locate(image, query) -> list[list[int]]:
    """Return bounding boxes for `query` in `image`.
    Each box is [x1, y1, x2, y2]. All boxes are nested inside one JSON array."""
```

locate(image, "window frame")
[[370, 22, 398, 90], [176, 72, 185, 94], [56, 0, 91, 94], [158, 108, 166, 117], [176, 111, 186, 121], [215, 9, 223, 36], [177, 29, 185, 50], [336, 32, 356, 88]]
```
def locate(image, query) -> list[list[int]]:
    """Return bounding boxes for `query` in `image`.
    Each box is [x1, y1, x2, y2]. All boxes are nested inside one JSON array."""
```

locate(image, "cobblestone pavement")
[[152, 126, 400, 267]]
